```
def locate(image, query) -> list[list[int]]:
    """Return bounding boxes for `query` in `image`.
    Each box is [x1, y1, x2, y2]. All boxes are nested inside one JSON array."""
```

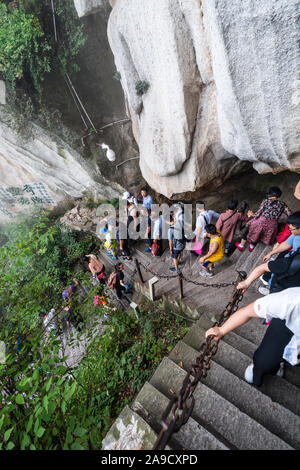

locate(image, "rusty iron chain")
[[152, 270, 247, 450], [137, 260, 236, 288]]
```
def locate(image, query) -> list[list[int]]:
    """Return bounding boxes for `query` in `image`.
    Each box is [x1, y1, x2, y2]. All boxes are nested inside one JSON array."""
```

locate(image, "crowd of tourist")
[[98, 182, 300, 387], [42, 180, 299, 389]]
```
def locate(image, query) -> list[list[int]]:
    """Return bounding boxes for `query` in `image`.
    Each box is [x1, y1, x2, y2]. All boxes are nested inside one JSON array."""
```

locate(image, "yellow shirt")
[[207, 233, 224, 263]]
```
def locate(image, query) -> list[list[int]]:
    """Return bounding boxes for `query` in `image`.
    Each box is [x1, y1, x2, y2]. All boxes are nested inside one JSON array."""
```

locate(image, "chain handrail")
[[151, 270, 247, 450], [137, 260, 236, 289]]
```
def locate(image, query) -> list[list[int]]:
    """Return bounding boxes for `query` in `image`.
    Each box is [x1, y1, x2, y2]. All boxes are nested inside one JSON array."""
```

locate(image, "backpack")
[[269, 248, 300, 277], [107, 271, 117, 289], [62, 286, 72, 302], [269, 248, 300, 292]]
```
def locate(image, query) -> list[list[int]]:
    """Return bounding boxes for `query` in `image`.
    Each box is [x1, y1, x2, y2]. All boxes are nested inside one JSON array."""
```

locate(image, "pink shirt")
[[216, 211, 248, 242]]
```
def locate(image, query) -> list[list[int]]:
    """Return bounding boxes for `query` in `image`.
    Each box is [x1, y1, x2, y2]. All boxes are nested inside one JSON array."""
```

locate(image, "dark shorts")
[[202, 261, 213, 268], [172, 249, 183, 259]]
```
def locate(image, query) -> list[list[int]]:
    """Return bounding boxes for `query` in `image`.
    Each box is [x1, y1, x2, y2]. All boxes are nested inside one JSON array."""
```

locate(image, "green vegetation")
[[0, 3, 51, 94], [82, 191, 120, 211], [0, 212, 189, 449], [113, 71, 121, 81], [0, 212, 96, 323], [135, 80, 150, 96], [0, 0, 85, 133]]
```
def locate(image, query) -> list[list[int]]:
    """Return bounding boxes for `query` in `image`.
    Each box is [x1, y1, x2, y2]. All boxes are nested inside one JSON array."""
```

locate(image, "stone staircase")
[[100, 241, 300, 450]]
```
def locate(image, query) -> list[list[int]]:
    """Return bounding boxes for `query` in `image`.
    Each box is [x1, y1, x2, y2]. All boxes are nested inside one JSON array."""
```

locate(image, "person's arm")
[[205, 302, 258, 341], [283, 203, 292, 217], [196, 226, 203, 241], [253, 200, 265, 218], [119, 273, 125, 287], [294, 180, 300, 200], [132, 209, 138, 230], [211, 210, 220, 220], [237, 262, 270, 293], [153, 220, 159, 241], [216, 216, 223, 232], [200, 241, 218, 263], [263, 241, 292, 262]]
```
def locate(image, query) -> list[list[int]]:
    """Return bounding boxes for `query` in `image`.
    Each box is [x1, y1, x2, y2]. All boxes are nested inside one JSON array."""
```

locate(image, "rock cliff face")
[[0, 110, 120, 222], [105, 0, 300, 198]]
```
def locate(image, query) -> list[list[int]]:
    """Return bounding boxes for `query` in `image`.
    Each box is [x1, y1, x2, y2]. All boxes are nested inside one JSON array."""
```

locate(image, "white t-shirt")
[[153, 216, 164, 239], [44, 308, 57, 332], [254, 288, 300, 365], [194, 210, 220, 240], [254, 287, 300, 335]]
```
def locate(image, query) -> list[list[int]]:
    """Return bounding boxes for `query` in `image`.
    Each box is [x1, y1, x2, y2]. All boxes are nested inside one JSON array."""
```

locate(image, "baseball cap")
[[122, 191, 131, 200]]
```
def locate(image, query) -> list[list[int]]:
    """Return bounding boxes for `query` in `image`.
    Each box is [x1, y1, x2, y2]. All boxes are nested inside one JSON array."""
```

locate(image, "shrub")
[[135, 80, 150, 96], [0, 0, 85, 130], [0, 3, 51, 94], [113, 71, 121, 81]]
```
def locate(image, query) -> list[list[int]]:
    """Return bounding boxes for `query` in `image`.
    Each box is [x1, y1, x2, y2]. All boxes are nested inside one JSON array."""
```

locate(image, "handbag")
[[192, 240, 203, 255], [151, 241, 159, 256]]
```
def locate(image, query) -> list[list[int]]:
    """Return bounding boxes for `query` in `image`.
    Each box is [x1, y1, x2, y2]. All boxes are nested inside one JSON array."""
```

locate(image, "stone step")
[[235, 242, 271, 272], [132, 382, 229, 450], [185, 315, 300, 392], [149, 357, 293, 450], [197, 310, 268, 348], [101, 405, 164, 450], [169, 340, 300, 448], [192, 313, 259, 349]]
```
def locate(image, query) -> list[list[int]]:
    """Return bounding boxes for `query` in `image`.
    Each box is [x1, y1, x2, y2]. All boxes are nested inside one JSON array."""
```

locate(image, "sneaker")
[[258, 286, 270, 296], [105, 251, 112, 255], [109, 256, 117, 261], [259, 275, 269, 286], [248, 243, 255, 252], [244, 364, 254, 384], [169, 267, 176, 272], [145, 248, 151, 253], [235, 242, 244, 252], [200, 270, 214, 278], [276, 361, 285, 378]]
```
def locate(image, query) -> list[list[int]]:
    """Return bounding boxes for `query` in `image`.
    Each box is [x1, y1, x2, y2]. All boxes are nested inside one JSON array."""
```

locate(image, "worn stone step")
[[169, 340, 300, 448], [149, 357, 293, 450], [185, 315, 300, 391], [132, 382, 229, 450], [190, 314, 258, 355], [101, 405, 164, 450], [235, 243, 270, 272], [197, 310, 268, 348]]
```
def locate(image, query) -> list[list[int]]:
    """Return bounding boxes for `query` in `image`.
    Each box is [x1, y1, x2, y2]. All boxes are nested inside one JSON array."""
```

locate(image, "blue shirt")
[[142, 195, 153, 210], [286, 234, 300, 253]]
